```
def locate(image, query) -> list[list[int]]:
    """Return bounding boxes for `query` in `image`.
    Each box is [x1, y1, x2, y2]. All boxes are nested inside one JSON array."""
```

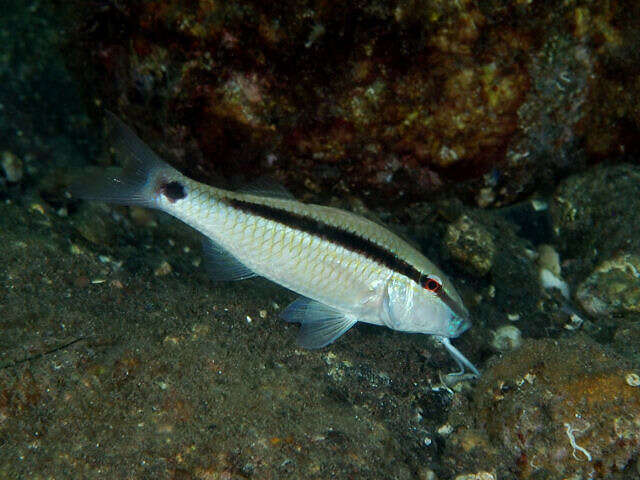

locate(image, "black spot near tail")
[[160, 181, 187, 202]]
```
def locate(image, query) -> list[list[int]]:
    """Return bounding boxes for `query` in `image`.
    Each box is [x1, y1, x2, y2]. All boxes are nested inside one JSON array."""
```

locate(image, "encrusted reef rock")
[[551, 164, 640, 326], [444, 214, 495, 276], [550, 164, 640, 269], [56, 1, 640, 206], [577, 254, 640, 318], [444, 336, 640, 478]]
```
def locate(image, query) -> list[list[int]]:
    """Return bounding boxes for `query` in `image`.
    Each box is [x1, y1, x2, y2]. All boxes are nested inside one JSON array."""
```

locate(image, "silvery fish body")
[[74, 114, 479, 376]]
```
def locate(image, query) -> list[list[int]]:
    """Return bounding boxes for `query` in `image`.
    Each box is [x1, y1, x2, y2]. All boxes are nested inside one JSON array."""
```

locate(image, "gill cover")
[[381, 276, 453, 337]]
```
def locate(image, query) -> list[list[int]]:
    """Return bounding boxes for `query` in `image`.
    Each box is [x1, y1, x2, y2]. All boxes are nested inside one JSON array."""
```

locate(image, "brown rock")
[[469, 336, 640, 478]]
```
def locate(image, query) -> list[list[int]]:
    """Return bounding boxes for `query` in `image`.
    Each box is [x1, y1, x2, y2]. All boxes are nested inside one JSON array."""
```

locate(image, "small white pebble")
[[490, 325, 522, 352], [163, 336, 180, 345], [91, 279, 106, 284], [626, 373, 640, 387], [537, 244, 561, 276], [437, 424, 453, 436], [259, 309, 268, 319], [29, 203, 45, 215], [539, 268, 570, 299], [507, 313, 520, 322], [246, 315, 252, 323], [154, 260, 172, 277], [564, 313, 584, 331], [531, 199, 548, 211]]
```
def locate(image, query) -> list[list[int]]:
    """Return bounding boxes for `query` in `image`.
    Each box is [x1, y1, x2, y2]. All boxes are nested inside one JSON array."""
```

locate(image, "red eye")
[[423, 275, 442, 292]]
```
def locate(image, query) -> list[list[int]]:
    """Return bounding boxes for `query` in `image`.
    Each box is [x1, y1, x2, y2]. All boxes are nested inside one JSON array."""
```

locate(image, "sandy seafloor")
[[1, 1, 640, 479]]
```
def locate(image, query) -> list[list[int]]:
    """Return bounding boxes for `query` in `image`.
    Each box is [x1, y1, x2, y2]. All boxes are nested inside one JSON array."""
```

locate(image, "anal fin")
[[202, 237, 257, 281], [282, 298, 357, 349]]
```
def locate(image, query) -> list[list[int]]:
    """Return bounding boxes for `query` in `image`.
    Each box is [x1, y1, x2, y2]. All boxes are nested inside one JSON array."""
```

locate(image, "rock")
[[550, 164, 640, 280], [445, 215, 495, 276], [60, 1, 640, 206], [465, 336, 640, 478], [576, 254, 640, 318]]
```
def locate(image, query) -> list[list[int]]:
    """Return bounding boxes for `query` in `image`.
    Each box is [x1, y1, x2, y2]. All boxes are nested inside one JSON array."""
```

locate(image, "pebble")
[[417, 468, 437, 480], [454, 473, 495, 480], [490, 325, 522, 352], [154, 260, 173, 276], [1, 151, 24, 182], [536, 244, 561, 276], [163, 335, 180, 345], [626, 373, 640, 387], [539, 268, 569, 299]]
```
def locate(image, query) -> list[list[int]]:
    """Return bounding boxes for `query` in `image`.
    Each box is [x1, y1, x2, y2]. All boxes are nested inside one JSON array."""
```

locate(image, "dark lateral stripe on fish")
[[224, 198, 468, 320], [225, 197, 421, 280]]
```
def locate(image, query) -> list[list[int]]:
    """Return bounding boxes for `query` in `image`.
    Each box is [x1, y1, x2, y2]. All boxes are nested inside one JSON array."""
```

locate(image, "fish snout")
[[449, 310, 471, 338]]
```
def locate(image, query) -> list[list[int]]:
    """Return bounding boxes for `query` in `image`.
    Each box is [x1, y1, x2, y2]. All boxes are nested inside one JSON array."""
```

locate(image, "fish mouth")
[[455, 315, 472, 336], [447, 307, 471, 338], [435, 289, 470, 332]]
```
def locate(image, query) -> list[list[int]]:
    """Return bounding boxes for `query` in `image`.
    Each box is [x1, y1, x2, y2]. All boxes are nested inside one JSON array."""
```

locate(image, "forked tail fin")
[[70, 112, 179, 208]]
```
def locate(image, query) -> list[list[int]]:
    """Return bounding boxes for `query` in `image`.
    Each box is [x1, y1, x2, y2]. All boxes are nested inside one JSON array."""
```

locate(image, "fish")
[[72, 113, 480, 377]]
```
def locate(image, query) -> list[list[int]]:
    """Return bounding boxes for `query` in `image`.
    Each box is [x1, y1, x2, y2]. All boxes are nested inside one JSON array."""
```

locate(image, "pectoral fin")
[[202, 238, 257, 281], [281, 298, 357, 349]]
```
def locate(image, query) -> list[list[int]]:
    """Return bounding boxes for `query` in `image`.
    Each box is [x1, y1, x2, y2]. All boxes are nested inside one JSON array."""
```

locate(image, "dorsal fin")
[[237, 177, 295, 199]]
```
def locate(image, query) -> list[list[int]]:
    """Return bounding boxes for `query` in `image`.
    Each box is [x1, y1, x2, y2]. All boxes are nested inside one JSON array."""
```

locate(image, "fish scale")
[[73, 113, 480, 376], [196, 197, 384, 315]]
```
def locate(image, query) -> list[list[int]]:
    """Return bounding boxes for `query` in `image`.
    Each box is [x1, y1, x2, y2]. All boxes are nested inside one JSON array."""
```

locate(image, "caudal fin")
[[70, 112, 178, 208]]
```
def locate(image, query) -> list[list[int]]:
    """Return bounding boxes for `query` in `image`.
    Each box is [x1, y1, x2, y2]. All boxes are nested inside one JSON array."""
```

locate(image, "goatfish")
[[73, 113, 479, 377]]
